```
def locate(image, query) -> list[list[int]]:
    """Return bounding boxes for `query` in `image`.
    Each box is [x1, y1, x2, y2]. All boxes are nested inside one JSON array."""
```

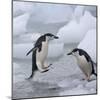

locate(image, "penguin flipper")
[[26, 47, 37, 56], [26, 42, 42, 56]]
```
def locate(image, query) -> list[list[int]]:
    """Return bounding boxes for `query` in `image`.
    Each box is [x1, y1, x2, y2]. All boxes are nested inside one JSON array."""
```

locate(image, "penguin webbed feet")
[[41, 69, 49, 73], [81, 76, 95, 82], [81, 78, 90, 82], [46, 63, 53, 70], [40, 64, 53, 73], [48, 64, 52, 68]]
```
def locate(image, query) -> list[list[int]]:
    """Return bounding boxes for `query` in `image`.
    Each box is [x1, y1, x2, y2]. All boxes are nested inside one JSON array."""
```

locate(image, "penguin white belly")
[[36, 41, 48, 63], [77, 56, 92, 76]]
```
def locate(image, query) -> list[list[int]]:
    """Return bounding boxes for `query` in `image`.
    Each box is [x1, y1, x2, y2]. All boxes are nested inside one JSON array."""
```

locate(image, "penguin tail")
[[91, 60, 97, 77], [93, 72, 97, 77], [25, 71, 34, 80], [92, 61, 97, 66]]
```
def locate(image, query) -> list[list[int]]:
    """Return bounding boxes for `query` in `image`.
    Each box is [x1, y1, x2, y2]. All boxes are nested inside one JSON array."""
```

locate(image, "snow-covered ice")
[[13, 1, 35, 17], [60, 87, 89, 96], [26, 3, 73, 24], [13, 43, 33, 59], [73, 5, 97, 21], [57, 11, 96, 44], [36, 4, 73, 24], [84, 6, 97, 17], [13, 63, 20, 71], [13, 44, 97, 99], [73, 6, 84, 22], [13, 1, 74, 23], [58, 75, 96, 96], [13, 13, 30, 36], [78, 29, 96, 62], [48, 42, 64, 58], [17, 33, 41, 43]]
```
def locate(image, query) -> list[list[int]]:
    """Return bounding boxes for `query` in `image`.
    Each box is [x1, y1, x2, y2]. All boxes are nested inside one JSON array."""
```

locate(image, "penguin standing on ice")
[[67, 48, 97, 81], [26, 33, 59, 79]]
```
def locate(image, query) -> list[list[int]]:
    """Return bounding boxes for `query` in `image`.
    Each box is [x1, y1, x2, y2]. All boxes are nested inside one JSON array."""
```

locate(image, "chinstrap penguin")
[[67, 48, 97, 81], [26, 33, 59, 79]]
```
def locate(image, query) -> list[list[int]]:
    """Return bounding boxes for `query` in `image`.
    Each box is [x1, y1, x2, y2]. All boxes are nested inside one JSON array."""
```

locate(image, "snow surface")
[[13, 1, 35, 17], [57, 11, 96, 44], [78, 29, 96, 62], [13, 45, 97, 99]]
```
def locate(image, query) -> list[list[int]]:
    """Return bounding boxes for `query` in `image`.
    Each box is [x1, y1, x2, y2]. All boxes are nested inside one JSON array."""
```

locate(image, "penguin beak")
[[67, 52, 72, 55], [54, 36, 59, 39]]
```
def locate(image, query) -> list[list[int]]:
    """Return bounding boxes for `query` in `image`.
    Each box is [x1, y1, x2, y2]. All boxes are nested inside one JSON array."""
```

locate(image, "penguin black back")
[[72, 48, 91, 62], [72, 48, 97, 76], [26, 35, 46, 56], [34, 35, 46, 52], [34, 33, 56, 52]]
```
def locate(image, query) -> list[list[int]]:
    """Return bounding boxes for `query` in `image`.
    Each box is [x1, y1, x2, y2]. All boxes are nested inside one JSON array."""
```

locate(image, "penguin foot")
[[41, 69, 49, 73], [87, 79, 91, 82], [81, 78, 90, 82], [48, 64, 52, 68], [44, 63, 52, 69], [81, 78, 85, 81], [86, 76, 91, 82], [38, 67, 49, 73], [82, 77, 90, 82], [43, 64, 53, 71]]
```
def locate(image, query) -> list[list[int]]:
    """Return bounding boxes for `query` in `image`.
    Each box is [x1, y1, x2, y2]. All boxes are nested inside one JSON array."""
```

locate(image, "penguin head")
[[67, 48, 80, 57], [44, 33, 59, 41]]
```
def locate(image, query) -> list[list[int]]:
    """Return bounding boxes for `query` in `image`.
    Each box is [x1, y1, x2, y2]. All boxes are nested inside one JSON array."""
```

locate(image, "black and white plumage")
[[26, 33, 59, 79], [67, 48, 97, 81]]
